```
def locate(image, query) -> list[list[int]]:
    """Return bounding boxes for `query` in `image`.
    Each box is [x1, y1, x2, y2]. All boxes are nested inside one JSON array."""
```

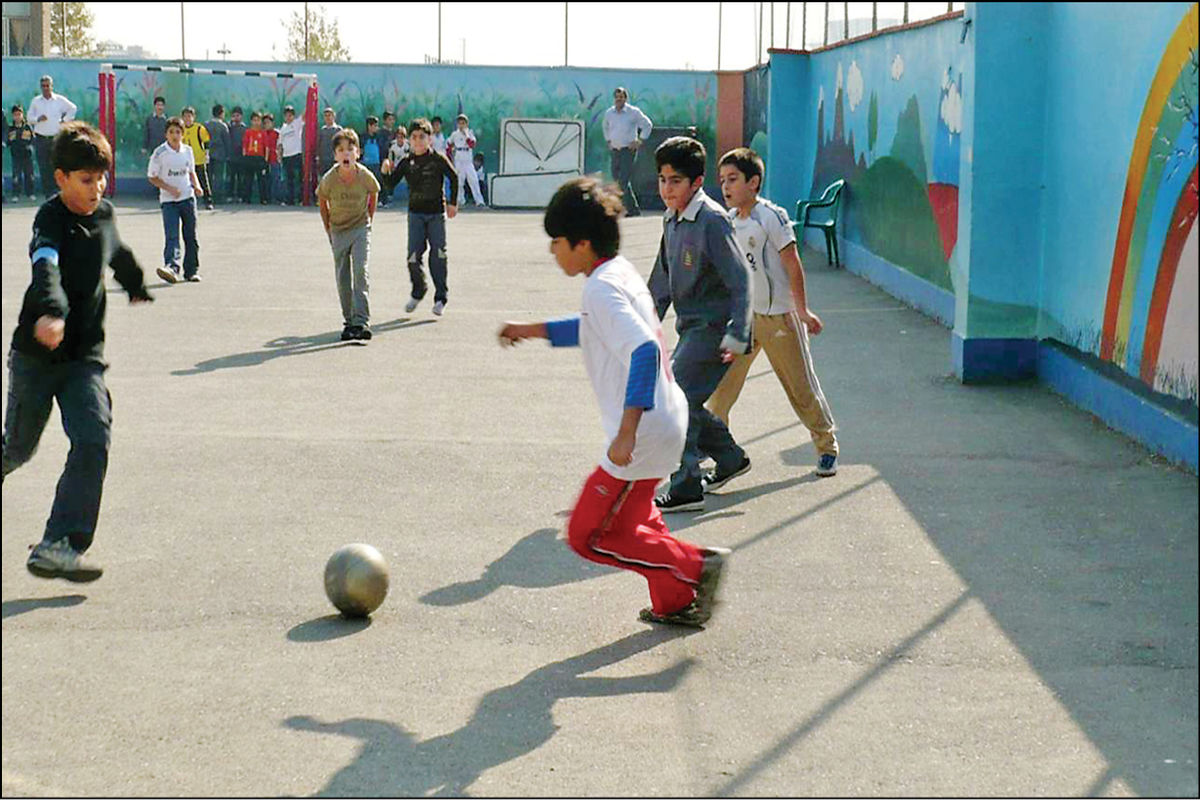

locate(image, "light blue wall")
[[1, 57, 718, 185], [765, 52, 808, 208]]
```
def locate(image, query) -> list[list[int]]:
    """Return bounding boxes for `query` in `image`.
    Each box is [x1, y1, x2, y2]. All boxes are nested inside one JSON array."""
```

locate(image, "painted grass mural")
[[1, 58, 716, 191], [1101, 4, 1198, 404], [810, 45, 963, 291]]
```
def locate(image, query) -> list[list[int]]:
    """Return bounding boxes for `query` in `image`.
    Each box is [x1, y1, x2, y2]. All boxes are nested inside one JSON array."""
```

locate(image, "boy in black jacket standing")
[[3, 121, 153, 581], [380, 118, 458, 316]]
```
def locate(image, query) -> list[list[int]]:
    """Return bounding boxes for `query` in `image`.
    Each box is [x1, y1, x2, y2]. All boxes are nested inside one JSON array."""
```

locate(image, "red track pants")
[[567, 466, 704, 615]]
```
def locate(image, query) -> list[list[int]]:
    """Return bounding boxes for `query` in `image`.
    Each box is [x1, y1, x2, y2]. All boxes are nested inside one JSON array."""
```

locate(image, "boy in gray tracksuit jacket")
[[648, 136, 754, 512]]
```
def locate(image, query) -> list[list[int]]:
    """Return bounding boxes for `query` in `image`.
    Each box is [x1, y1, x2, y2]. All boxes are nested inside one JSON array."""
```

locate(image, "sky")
[[86, 2, 962, 71]]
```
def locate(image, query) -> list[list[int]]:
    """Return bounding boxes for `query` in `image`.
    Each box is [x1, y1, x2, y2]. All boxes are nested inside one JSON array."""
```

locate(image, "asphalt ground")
[[2, 198, 1197, 797]]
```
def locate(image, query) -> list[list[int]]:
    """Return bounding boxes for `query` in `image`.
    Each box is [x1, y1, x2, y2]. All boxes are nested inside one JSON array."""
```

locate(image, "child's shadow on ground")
[[171, 318, 436, 375], [419, 528, 607, 606], [2, 595, 87, 619], [284, 627, 696, 797]]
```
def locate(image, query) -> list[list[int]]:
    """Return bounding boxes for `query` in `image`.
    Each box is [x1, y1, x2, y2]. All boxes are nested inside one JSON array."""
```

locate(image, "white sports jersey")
[[731, 198, 798, 315], [580, 256, 688, 481], [448, 128, 476, 159], [431, 131, 446, 155], [147, 141, 196, 204]]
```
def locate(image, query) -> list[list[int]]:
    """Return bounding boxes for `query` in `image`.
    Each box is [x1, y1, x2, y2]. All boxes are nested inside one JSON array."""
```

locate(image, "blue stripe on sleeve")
[[625, 340, 659, 410], [545, 316, 580, 347], [31, 246, 59, 266]]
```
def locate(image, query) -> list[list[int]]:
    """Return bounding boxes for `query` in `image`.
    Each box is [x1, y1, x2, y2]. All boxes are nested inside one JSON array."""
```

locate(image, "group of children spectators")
[[135, 100, 488, 209], [141, 98, 308, 208]]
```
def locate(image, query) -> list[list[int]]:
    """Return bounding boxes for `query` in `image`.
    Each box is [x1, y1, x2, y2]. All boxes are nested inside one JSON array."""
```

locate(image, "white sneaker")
[[156, 266, 180, 284], [432, 301, 446, 316], [404, 296, 421, 313], [26, 539, 103, 582]]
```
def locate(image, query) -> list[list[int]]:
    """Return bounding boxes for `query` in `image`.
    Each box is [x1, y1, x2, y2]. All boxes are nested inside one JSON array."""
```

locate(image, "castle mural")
[[810, 40, 963, 292]]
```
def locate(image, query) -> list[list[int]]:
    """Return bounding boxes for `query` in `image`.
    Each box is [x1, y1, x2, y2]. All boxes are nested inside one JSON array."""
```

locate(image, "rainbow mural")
[[1101, 3, 1198, 401]]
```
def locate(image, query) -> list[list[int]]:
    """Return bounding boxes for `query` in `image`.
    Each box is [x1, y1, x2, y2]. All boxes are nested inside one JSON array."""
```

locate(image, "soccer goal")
[[489, 118, 585, 209], [98, 63, 320, 205]]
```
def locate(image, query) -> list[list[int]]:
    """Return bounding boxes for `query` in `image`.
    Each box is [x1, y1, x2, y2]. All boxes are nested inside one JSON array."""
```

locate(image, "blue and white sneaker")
[[816, 453, 838, 477]]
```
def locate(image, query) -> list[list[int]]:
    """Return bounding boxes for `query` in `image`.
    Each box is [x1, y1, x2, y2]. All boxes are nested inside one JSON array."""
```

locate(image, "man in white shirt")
[[28, 75, 77, 197], [278, 105, 305, 205], [601, 87, 653, 216]]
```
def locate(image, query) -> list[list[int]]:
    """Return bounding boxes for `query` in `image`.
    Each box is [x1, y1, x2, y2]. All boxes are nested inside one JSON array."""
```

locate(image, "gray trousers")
[[668, 324, 747, 498], [2, 350, 112, 552], [610, 147, 640, 212], [330, 225, 371, 327]]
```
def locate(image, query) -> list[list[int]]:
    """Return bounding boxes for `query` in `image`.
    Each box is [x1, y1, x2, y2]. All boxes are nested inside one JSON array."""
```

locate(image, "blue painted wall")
[[1, 57, 717, 189]]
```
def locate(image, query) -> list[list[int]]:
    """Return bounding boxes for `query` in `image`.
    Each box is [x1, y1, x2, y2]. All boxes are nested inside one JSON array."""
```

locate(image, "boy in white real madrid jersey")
[[707, 147, 840, 479], [498, 177, 729, 627]]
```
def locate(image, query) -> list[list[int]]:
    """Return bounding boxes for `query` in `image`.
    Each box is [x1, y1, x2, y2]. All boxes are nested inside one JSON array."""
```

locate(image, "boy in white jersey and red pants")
[[499, 177, 729, 627], [708, 147, 839, 477]]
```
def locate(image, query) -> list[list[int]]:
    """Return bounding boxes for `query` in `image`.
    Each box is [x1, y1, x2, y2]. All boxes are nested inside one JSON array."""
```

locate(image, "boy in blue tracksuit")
[[648, 136, 754, 512]]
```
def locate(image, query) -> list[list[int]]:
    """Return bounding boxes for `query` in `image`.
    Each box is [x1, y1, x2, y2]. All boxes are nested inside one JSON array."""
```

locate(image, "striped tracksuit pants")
[[567, 466, 705, 615], [707, 310, 838, 456]]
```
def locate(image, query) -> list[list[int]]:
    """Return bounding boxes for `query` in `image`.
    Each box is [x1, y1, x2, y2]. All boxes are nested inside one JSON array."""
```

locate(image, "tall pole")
[[564, 2, 568, 67], [872, 2, 877, 32], [180, 2, 185, 60], [770, 1, 775, 50], [786, 2, 791, 48], [757, 2, 763, 64], [843, 1, 848, 40], [717, 3, 722, 70], [304, 2, 309, 60], [903, 2, 909, 23], [823, 2, 829, 46], [437, 2, 442, 63], [802, 2, 807, 49]]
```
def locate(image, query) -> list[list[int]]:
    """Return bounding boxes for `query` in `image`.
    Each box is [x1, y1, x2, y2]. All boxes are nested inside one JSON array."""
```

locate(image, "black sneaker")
[[692, 546, 730, 619], [340, 325, 356, 342], [701, 456, 752, 493], [654, 489, 704, 513], [26, 540, 103, 582], [638, 602, 708, 627], [354, 326, 373, 341]]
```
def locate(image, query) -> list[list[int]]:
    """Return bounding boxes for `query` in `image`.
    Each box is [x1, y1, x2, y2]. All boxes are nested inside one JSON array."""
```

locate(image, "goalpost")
[[98, 63, 320, 205]]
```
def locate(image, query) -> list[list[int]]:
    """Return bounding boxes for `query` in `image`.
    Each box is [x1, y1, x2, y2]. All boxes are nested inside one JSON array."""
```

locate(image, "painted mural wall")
[[806, 19, 966, 292], [1039, 3, 1198, 407], [1, 58, 716, 191]]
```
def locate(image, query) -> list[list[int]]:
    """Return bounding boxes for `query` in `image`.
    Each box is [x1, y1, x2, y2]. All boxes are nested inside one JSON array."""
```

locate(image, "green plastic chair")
[[793, 179, 846, 269]]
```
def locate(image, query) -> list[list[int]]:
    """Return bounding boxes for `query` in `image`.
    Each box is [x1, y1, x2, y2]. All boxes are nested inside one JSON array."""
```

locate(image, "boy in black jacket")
[[2, 121, 154, 582], [380, 117, 458, 316]]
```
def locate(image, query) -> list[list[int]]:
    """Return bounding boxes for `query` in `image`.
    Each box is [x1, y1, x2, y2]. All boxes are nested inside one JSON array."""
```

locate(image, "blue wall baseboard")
[[952, 333, 1039, 382], [1037, 342, 1198, 472]]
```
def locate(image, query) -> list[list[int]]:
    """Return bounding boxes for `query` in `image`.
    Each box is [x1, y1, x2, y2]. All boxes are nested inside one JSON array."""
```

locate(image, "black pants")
[[242, 161, 268, 203], [11, 150, 35, 196], [195, 163, 213, 207], [610, 147, 640, 213], [283, 154, 302, 205], [2, 350, 112, 552], [208, 160, 225, 203], [35, 134, 55, 197]]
